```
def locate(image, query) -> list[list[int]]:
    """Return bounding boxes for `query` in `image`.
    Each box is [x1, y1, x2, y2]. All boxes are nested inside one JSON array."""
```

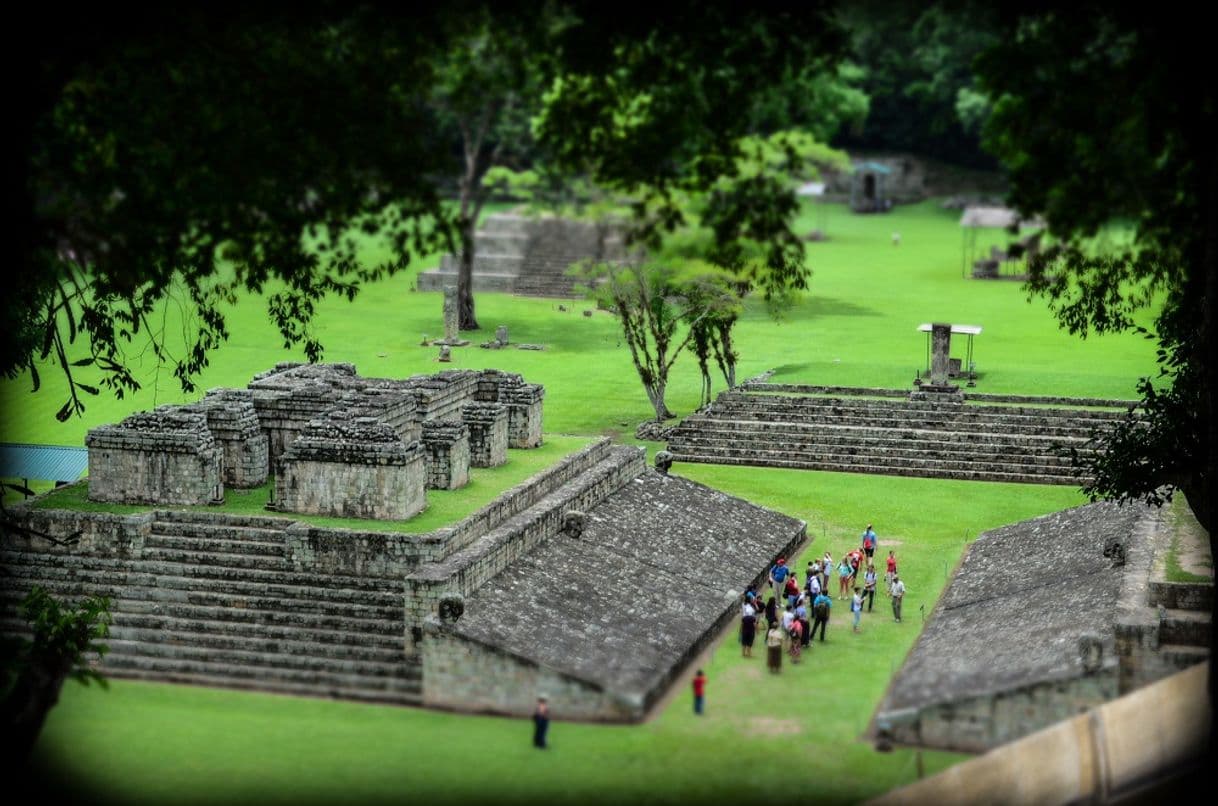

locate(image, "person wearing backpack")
[[795, 597, 811, 648], [811, 591, 832, 642], [862, 563, 878, 612], [787, 616, 803, 663]]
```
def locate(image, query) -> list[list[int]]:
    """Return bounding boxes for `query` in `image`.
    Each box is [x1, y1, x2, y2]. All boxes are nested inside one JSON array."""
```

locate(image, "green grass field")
[[5, 199, 1155, 805]]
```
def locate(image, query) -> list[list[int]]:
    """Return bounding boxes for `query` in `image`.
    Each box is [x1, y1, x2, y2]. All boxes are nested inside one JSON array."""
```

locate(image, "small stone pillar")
[[930, 323, 952, 386], [461, 402, 509, 467], [421, 420, 471, 490], [494, 325, 509, 346], [437, 286, 470, 346], [193, 389, 269, 488], [499, 383, 545, 449]]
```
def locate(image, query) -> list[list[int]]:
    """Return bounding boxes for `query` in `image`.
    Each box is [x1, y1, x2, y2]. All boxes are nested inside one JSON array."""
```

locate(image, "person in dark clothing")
[[533, 696, 550, 749], [811, 591, 832, 642], [764, 596, 778, 631]]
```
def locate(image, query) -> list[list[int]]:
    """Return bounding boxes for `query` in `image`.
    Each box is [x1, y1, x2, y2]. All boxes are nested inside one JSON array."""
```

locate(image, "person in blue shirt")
[[769, 557, 790, 600], [861, 524, 878, 564], [811, 591, 832, 642]]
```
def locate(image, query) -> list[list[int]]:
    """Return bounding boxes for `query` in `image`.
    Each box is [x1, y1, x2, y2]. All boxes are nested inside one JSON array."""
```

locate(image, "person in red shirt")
[[885, 550, 898, 596], [692, 669, 707, 715]]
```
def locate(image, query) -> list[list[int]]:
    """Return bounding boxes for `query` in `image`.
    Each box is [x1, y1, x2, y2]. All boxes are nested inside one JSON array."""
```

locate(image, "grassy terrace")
[[4, 199, 1159, 804], [24, 435, 593, 534]]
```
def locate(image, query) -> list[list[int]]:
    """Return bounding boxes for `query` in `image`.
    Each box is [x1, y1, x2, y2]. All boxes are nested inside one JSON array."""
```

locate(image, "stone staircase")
[[667, 387, 1135, 485], [0, 511, 419, 705], [418, 215, 530, 293], [1148, 581, 1213, 675]]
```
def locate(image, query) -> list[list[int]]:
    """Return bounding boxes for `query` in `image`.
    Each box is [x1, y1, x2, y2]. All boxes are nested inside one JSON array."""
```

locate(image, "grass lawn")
[[5, 198, 1155, 804]]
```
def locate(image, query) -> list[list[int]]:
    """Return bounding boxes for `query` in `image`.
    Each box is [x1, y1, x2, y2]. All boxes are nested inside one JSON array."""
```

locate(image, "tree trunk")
[[1, 653, 72, 760], [646, 381, 674, 421], [458, 217, 479, 331]]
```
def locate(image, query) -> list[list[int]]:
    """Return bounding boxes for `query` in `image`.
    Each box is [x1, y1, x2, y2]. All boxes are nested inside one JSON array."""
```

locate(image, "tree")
[[971, 0, 1217, 738], [429, 12, 547, 331], [573, 260, 736, 421], [9, 5, 460, 421], [1, 586, 112, 760]]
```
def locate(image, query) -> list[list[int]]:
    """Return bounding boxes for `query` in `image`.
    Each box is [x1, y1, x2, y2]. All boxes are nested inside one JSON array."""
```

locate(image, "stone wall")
[[422, 625, 637, 721], [887, 672, 1120, 753], [190, 389, 269, 488], [462, 403, 508, 468], [421, 421, 471, 490], [285, 523, 441, 578], [2, 501, 152, 558], [86, 408, 223, 505], [274, 413, 426, 520]]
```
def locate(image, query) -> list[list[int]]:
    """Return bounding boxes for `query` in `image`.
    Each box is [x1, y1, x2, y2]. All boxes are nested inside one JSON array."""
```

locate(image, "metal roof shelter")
[[917, 324, 981, 384], [960, 205, 1045, 278], [1, 443, 88, 489]]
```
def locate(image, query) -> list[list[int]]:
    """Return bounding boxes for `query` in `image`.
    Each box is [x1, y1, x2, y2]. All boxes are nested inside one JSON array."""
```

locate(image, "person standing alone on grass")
[[885, 551, 898, 596], [891, 575, 906, 622], [692, 669, 707, 714], [533, 696, 550, 749], [851, 587, 863, 633]]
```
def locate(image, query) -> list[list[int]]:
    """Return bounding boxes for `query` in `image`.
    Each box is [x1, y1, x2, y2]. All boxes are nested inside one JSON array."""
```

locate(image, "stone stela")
[[436, 286, 470, 347]]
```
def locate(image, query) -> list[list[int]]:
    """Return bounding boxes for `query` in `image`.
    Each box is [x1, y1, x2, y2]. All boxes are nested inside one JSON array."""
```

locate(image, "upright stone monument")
[[436, 286, 470, 347], [911, 323, 963, 402]]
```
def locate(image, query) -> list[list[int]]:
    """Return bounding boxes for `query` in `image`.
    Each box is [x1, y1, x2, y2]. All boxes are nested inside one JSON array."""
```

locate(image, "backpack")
[[814, 600, 829, 619]]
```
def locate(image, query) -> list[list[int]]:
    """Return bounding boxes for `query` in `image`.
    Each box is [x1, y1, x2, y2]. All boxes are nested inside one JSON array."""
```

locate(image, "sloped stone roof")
[[450, 470, 805, 697], [879, 500, 1145, 714]]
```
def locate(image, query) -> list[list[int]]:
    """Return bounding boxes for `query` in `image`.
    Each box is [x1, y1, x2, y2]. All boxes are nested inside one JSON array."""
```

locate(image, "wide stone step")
[[99, 666, 422, 705], [109, 610, 406, 650], [121, 573, 404, 616], [1159, 609, 1213, 647], [668, 431, 1080, 466], [716, 391, 1130, 422], [1158, 644, 1210, 671], [126, 559, 405, 597], [667, 450, 1081, 485], [149, 519, 290, 540], [99, 653, 421, 698], [107, 625, 405, 664], [144, 534, 285, 558], [140, 546, 293, 571], [691, 406, 1104, 439], [107, 598, 406, 636], [104, 638, 413, 679], [152, 511, 295, 530], [673, 416, 1091, 447], [668, 442, 1081, 477]]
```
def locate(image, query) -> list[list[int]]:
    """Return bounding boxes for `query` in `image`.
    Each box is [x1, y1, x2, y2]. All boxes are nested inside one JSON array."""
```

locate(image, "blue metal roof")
[[0, 443, 89, 482], [853, 161, 893, 174]]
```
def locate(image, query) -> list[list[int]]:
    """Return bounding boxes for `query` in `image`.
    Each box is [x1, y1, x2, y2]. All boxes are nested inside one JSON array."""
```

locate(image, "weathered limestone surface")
[[422, 468, 807, 720], [275, 412, 426, 520], [872, 500, 1209, 753], [421, 420, 471, 490], [462, 403, 508, 468], [86, 408, 223, 505], [188, 389, 269, 488]]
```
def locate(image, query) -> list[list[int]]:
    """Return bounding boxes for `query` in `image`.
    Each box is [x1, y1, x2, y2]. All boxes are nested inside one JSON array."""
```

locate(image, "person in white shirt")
[[891, 575, 907, 622]]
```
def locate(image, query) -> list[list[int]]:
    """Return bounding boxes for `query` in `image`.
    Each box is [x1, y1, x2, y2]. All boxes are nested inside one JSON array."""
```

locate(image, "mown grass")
[[6, 198, 1156, 805]]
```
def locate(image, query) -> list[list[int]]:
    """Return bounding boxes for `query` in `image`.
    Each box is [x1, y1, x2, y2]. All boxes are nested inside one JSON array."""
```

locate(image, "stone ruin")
[[84, 363, 546, 520]]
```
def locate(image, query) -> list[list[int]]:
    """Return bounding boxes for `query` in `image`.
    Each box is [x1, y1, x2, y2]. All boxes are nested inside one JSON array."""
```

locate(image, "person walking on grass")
[[891, 575, 906, 623], [863, 563, 877, 612], [862, 523, 878, 564], [822, 551, 833, 592], [788, 616, 803, 664], [533, 696, 550, 749], [795, 597, 811, 648], [766, 622, 784, 673], [812, 590, 832, 642], [837, 556, 853, 599], [692, 669, 707, 715], [885, 550, 898, 596], [851, 586, 864, 633]]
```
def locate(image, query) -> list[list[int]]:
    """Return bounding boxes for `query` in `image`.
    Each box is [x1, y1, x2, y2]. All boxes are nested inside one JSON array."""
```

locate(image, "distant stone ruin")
[[86, 363, 546, 520], [417, 212, 631, 298]]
